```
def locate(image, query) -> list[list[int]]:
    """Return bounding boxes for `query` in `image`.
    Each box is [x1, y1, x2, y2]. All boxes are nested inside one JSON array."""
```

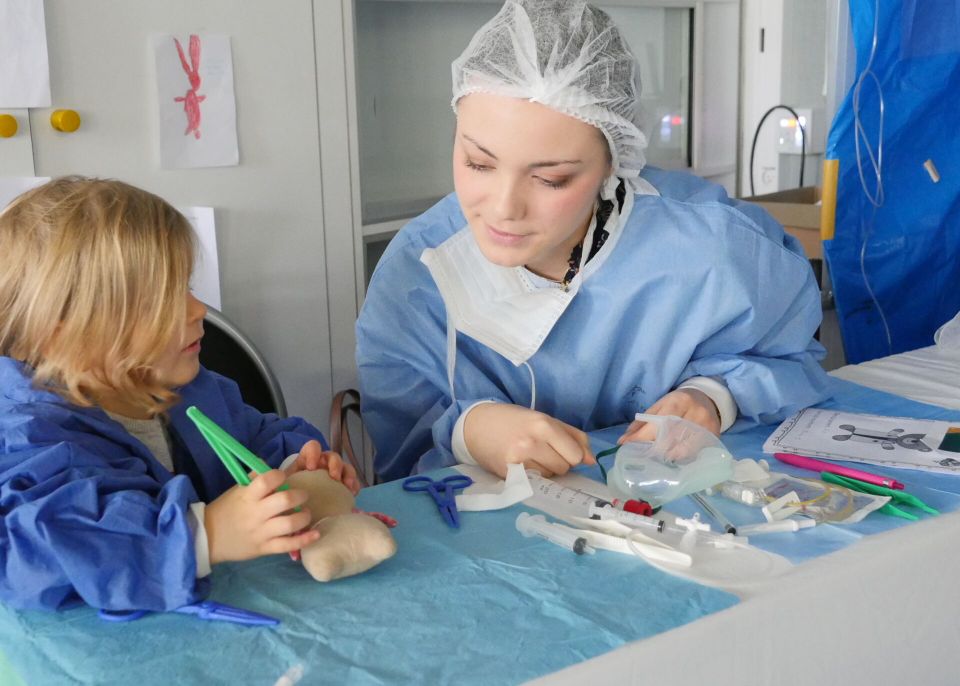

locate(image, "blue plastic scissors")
[[403, 474, 473, 528], [98, 600, 278, 626]]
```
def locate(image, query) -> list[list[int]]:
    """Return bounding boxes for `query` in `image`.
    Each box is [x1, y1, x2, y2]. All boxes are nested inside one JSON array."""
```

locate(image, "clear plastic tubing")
[[516, 512, 596, 555]]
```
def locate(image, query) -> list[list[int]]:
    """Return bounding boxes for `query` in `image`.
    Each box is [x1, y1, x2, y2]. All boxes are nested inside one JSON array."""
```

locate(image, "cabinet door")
[[23, 0, 335, 425]]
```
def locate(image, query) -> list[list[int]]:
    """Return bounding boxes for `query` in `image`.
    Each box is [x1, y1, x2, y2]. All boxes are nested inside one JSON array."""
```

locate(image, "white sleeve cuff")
[[188, 501, 212, 578], [452, 400, 498, 466], [676, 376, 738, 432]]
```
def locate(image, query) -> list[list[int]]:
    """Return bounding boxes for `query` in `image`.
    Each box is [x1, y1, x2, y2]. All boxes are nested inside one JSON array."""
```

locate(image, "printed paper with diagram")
[[763, 408, 960, 474]]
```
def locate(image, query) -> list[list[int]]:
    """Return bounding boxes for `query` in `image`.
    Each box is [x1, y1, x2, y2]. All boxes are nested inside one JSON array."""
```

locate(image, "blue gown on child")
[[357, 168, 831, 481], [0, 357, 327, 612]]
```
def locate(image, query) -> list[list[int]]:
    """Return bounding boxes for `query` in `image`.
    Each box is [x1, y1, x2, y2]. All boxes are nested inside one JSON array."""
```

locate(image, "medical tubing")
[[595, 445, 619, 482], [748, 104, 806, 196], [852, 0, 892, 354]]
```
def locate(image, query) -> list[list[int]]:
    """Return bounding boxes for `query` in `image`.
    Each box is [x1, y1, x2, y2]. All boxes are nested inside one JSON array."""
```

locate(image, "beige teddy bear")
[[286, 470, 397, 582]]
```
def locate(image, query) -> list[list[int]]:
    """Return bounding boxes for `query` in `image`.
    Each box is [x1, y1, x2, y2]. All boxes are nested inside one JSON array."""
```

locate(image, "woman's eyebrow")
[[462, 134, 498, 159], [462, 133, 582, 168]]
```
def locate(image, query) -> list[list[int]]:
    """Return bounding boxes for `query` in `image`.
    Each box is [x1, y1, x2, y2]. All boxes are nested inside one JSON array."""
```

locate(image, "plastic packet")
[[608, 413, 734, 507], [760, 474, 888, 524]]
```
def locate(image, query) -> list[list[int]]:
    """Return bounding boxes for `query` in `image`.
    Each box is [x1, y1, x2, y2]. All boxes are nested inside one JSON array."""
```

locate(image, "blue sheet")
[[590, 377, 960, 563], [825, 0, 960, 363], [0, 472, 737, 685]]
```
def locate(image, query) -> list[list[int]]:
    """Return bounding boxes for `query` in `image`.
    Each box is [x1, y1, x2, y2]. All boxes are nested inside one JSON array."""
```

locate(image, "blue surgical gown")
[[357, 167, 831, 481], [0, 357, 327, 612]]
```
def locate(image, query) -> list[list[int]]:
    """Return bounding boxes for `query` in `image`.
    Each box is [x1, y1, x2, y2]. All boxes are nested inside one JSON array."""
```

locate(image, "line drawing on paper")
[[173, 35, 205, 139]]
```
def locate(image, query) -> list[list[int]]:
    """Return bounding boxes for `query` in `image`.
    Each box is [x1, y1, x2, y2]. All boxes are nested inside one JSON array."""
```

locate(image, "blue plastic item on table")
[[402, 473, 473, 528], [97, 600, 278, 626]]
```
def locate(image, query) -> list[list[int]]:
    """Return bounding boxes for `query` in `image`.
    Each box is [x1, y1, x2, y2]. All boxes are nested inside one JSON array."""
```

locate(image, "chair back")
[[329, 388, 373, 487], [199, 307, 287, 417]]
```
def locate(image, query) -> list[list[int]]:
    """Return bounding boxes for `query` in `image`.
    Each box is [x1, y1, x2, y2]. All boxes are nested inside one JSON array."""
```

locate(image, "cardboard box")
[[742, 186, 823, 259]]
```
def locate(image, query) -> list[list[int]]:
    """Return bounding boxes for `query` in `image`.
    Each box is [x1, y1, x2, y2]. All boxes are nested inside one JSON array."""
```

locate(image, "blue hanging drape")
[[825, 0, 960, 363]]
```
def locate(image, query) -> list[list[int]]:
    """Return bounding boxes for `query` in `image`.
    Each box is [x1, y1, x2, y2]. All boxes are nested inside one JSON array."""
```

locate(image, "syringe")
[[587, 503, 740, 547], [526, 471, 652, 519], [516, 512, 596, 555]]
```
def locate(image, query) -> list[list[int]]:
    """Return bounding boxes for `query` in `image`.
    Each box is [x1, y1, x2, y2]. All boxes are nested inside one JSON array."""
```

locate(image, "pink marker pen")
[[773, 452, 905, 490]]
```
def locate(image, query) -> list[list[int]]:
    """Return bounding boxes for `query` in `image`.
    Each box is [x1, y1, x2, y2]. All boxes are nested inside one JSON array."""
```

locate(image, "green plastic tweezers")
[[186, 405, 288, 493]]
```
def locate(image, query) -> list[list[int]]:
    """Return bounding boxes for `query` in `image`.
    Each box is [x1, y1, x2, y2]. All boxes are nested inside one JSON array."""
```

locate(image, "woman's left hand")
[[618, 388, 721, 444], [284, 440, 360, 495]]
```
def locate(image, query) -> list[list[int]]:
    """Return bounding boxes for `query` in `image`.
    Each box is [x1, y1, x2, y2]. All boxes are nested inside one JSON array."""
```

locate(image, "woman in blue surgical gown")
[[357, 0, 830, 482]]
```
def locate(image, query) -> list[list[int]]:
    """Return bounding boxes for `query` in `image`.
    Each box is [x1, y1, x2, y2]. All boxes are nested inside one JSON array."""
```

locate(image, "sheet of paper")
[[0, 0, 51, 107], [0, 176, 49, 211], [153, 34, 239, 169], [179, 206, 221, 310], [763, 408, 960, 474]]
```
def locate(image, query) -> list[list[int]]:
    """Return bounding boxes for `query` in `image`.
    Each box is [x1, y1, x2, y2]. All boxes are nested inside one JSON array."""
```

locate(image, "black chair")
[[199, 307, 287, 418]]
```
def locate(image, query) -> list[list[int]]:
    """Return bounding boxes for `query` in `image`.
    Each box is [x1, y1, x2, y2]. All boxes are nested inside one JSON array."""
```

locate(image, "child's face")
[[153, 292, 206, 388]]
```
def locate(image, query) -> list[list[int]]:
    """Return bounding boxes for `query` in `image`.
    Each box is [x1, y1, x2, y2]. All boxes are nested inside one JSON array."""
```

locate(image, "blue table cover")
[[5, 377, 958, 684], [0, 472, 737, 685]]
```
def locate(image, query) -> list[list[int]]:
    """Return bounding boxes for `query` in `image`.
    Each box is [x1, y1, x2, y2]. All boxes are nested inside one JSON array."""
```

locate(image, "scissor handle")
[[438, 475, 473, 491], [402, 475, 437, 492]]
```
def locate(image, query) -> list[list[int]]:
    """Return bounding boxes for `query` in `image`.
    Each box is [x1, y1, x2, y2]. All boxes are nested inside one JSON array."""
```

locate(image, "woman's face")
[[453, 93, 611, 280]]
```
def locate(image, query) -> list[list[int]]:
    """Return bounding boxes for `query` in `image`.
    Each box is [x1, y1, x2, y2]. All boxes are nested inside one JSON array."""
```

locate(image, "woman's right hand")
[[204, 469, 319, 565], [463, 403, 595, 478]]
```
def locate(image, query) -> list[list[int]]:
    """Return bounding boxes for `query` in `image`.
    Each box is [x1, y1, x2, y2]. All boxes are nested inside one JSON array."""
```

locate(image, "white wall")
[[2, 0, 336, 426]]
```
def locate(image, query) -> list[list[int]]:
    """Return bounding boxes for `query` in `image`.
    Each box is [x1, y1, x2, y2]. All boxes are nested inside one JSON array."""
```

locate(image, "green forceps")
[[820, 472, 939, 521], [186, 405, 290, 494]]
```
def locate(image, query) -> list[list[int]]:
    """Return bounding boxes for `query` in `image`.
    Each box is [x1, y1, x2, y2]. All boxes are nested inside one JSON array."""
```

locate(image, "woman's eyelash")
[[465, 158, 571, 189]]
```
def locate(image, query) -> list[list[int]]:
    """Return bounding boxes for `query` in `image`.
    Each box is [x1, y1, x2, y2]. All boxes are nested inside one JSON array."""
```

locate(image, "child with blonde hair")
[[0, 177, 357, 611]]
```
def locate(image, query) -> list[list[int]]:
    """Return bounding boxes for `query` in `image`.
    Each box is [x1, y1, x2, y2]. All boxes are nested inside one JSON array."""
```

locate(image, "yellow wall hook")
[[51, 109, 81, 133]]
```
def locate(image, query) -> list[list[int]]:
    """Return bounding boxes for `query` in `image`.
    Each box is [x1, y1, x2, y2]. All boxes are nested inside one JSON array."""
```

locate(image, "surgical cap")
[[451, 0, 648, 189]]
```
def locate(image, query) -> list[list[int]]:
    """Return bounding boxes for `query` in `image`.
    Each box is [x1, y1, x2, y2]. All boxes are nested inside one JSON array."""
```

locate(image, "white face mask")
[[421, 175, 646, 367]]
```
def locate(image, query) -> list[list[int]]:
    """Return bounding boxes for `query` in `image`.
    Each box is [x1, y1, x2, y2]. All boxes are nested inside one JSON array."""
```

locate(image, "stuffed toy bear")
[[286, 470, 397, 582]]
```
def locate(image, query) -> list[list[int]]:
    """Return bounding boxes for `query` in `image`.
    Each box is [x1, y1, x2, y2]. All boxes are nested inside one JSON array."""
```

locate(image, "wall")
[[1, 0, 337, 426]]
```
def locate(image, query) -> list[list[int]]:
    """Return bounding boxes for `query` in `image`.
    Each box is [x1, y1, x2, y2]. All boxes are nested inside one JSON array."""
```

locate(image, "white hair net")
[[451, 0, 650, 192]]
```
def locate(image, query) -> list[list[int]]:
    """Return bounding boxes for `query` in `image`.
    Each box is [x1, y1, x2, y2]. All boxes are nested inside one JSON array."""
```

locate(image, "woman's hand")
[[618, 388, 721, 444], [284, 440, 360, 495], [463, 403, 595, 478], [204, 469, 318, 565]]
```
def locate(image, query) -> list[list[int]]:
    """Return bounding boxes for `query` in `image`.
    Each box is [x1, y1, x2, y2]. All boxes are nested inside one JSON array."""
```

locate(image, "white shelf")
[[362, 217, 409, 242]]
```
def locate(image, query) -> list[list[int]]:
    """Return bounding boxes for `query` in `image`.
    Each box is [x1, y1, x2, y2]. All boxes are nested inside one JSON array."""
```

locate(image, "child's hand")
[[204, 469, 318, 565], [284, 440, 360, 495]]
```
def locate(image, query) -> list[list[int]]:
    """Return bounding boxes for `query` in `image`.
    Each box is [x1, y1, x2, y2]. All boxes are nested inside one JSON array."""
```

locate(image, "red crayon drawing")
[[173, 35, 205, 140]]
